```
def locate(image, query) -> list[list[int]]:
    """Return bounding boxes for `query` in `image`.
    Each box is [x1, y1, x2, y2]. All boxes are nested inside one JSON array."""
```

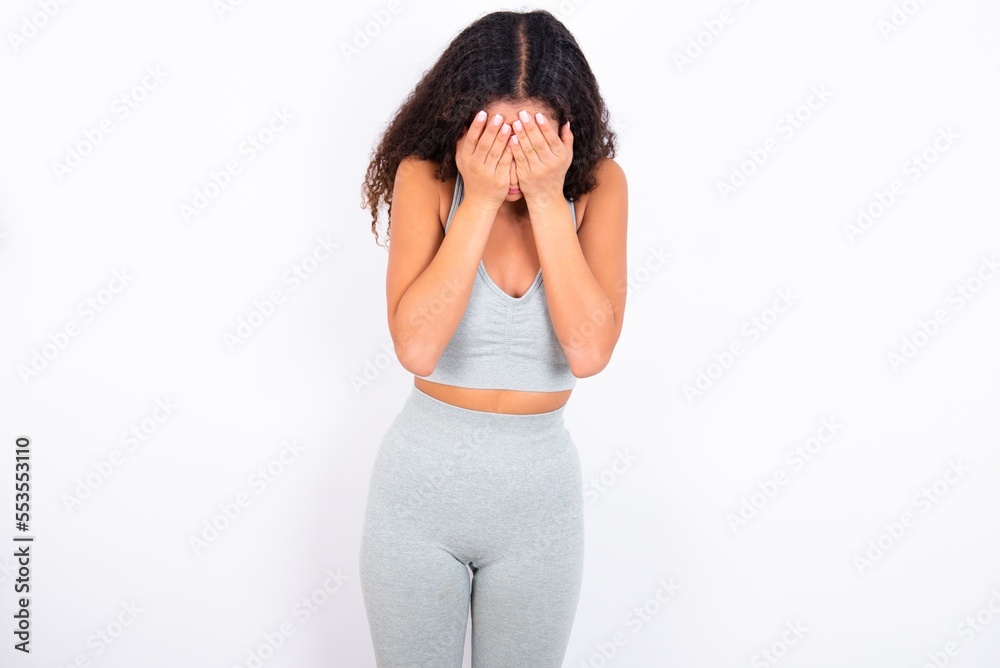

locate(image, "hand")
[[455, 110, 514, 211], [509, 109, 573, 207]]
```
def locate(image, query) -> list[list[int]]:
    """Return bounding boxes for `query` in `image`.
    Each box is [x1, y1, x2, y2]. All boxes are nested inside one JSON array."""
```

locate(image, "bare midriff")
[[414, 377, 572, 414]]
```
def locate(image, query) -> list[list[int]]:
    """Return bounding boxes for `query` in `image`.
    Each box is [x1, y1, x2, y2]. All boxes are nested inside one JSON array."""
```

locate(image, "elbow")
[[569, 346, 612, 379], [393, 331, 438, 377], [568, 318, 622, 378]]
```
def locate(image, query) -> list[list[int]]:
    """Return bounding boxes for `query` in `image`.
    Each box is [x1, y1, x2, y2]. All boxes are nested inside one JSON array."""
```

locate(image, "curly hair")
[[361, 9, 619, 247]]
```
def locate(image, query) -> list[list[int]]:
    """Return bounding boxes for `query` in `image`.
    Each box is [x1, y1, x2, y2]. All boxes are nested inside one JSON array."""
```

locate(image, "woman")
[[359, 9, 627, 666]]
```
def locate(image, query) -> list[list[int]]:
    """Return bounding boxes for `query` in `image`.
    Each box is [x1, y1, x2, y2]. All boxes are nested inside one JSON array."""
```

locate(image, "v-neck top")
[[412, 172, 579, 392]]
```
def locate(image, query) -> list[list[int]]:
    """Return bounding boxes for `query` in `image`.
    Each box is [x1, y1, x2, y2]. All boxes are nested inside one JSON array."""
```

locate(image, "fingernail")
[[513, 120, 522, 132], [476, 110, 486, 122], [534, 112, 545, 125], [518, 110, 531, 123], [493, 114, 503, 126]]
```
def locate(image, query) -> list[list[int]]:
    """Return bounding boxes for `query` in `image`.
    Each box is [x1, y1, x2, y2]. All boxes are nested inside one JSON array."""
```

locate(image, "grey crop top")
[[413, 172, 579, 392]]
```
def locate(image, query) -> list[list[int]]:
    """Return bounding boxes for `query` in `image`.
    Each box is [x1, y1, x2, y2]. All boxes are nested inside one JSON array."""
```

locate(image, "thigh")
[[358, 426, 473, 667], [359, 534, 470, 668], [468, 442, 585, 667]]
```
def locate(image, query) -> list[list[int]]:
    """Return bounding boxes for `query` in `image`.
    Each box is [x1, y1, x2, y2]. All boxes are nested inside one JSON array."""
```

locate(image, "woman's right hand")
[[455, 110, 513, 211]]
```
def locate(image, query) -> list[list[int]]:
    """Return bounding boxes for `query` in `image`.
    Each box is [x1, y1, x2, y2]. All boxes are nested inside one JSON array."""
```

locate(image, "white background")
[[2, 0, 1000, 666]]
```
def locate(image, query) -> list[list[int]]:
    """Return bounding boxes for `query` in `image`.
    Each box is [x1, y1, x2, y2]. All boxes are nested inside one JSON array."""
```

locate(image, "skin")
[[410, 97, 628, 415]]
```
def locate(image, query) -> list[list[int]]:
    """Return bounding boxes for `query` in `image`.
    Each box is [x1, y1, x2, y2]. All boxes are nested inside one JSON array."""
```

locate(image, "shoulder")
[[575, 157, 627, 228], [395, 155, 442, 190], [394, 156, 445, 226], [594, 157, 626, 189], [576, 158, 627, 205]]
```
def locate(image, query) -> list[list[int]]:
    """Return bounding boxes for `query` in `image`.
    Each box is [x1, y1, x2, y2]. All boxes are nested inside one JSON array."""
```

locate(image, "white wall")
[[1, 0, 999, 666]]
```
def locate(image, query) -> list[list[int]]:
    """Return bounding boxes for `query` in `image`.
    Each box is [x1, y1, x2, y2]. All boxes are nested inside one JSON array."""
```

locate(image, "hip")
[[368, 385, 580, 514]]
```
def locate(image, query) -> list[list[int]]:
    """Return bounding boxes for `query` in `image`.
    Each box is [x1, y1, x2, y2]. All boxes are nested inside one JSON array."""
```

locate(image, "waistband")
[[404, 385, 567, 434]]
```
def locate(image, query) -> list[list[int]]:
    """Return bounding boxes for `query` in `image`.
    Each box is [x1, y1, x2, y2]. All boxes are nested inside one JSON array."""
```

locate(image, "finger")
[[511, 118, 541, 168], [496, 138, 514, 177], [561, 119, 573, 152], [486, 123, 511, 168], [517, 109, 555, 162], [463, 110, 488, 157], [475, 113, 505, 163], [532, 111, 565, 157], [509, 131, 529, 174]]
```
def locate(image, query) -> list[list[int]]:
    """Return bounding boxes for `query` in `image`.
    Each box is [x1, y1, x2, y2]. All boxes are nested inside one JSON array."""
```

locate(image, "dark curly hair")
[[361, 9, 619, 247]]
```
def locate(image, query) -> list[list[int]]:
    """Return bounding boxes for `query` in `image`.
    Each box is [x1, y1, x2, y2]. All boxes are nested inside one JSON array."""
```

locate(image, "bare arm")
[[506, 106, 628, 378], [386, 156, 498, 376], [542, 157, 628, 377]]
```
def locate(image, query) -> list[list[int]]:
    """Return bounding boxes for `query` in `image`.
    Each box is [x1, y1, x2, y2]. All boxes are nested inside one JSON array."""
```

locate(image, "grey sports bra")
[[413, 172, 579, 392]]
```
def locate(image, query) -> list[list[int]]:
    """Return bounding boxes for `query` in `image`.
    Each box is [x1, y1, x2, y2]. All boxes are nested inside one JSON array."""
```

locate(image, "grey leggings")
[[359, 385, 585, 667]]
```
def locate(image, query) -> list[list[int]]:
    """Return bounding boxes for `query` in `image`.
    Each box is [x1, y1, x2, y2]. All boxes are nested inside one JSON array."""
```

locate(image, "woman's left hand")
[[509, 109, 573, 208]]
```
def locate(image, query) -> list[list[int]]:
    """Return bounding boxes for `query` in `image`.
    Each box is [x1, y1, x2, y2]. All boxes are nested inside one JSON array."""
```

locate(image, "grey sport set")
[[359, 172, 585, 666]]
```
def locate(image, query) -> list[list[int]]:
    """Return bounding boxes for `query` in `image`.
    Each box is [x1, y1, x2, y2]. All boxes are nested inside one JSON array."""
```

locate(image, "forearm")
[[531, 199, 617, 376], [393, 199, 497, 374]]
